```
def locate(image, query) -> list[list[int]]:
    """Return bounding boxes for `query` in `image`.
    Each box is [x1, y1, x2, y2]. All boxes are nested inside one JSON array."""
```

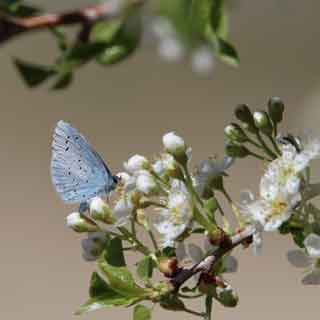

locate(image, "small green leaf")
[[14, 58, 55, 87], [98, 257, 149, 297], [89, 272, 114, 298], [76, 295, 138, 315], [65, 42, 108, 65], [76, 272, 139, 315], [91, 20, 123, 43], [133, 305, 152, 320], [97, 45, 132, 65], [51, 72, 73, 90], [105, 237, 126, 267], [136, 256, 155, 281], [217, 38, 239, 67]]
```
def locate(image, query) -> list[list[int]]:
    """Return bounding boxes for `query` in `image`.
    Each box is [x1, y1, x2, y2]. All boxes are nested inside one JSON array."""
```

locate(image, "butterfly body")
[[51, 120, 118, 205]]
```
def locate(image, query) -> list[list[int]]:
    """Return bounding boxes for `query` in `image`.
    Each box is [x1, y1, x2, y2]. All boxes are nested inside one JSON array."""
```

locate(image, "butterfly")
[[50, 120, 119, 209]]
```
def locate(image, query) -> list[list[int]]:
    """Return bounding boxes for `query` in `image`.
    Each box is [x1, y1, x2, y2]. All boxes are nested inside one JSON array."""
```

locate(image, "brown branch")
[[0, 0, 144, 45], [170, 226, 255, 290]]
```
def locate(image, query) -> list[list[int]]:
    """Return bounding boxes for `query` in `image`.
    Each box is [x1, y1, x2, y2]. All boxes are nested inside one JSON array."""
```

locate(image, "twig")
[[170, 226, 255, 290], [0, 0, 144, 45]]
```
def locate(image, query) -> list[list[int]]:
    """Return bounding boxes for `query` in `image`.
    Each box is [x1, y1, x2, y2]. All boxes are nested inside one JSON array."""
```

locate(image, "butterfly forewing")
[[51, 120, 113, 203]]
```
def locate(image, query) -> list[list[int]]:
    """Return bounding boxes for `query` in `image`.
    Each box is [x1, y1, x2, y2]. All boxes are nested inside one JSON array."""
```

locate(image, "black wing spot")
[[68, 171, 71, 175], [65, 147, 69, 152], [86, 180, 89, 183]]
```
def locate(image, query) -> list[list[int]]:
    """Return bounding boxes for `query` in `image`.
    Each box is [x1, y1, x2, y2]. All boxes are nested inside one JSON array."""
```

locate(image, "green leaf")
[[98, 257, 149, 298], [51, 72, 73, 90], [14, 58, 55, 87], [97, 45, 132, 65], [217, 38, 239, 67], [76, 272, 139, 315], [65, 42, 108, 66], [133, 305, 152, 320], [50, 27, 68, 51], [89, 272, 114, 298], [189, 0, 212, 37], [105, 237, 126, 267], [76, 294, 138, 315], [210, 0, 228, 38], [91, 20, 123, 43], [136, 256, 155, 281]]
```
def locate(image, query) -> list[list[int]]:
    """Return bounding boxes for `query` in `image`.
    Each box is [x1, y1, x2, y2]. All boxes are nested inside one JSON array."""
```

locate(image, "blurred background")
[[1, 0, 320, 319]]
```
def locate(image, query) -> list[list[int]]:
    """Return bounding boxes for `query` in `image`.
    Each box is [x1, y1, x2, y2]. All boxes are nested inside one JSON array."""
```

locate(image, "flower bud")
[[268, 97, 285, 124], [162, 132, 187, 163], [66, 212, 98, 233], [224, 123, 248, 143], [234, 104, 256, 132], [225, 142, 250, 158], [136, 208, 149, 228], [124, 154, 150, 174], [253, 111, 273, 135], [136, 171, 158, 195], [89, 197, 114, 224], [158, 257, 178, 277], [216, 285, 239, 307]]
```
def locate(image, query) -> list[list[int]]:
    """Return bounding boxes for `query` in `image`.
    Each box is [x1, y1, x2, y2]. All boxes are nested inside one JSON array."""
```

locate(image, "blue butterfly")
[[51, 121, 119, 209]]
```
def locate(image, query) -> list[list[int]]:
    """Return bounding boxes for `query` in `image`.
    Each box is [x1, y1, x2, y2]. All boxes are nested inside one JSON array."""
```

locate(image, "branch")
[[0, 0, 144, 45], [171, 226, 255, 290]]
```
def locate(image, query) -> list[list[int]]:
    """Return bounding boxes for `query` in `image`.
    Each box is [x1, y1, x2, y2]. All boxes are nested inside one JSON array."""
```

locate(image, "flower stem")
[[148, 229, 159, 251], [267, 134, 281, 155], [256, 132, 277, 159], [118, 226, 150, 255]]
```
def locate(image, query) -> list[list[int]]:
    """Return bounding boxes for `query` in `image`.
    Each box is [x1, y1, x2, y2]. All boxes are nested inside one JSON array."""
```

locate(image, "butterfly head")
[[106, 175, 120, 193]]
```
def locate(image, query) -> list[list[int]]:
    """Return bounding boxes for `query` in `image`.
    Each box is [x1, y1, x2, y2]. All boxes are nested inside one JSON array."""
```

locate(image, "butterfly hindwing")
[[51, 120, 114, 203]]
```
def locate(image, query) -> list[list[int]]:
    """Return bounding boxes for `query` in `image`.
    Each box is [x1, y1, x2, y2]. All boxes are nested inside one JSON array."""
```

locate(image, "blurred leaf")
[[14, 58, 55, 87], [91, 20, 123, 43], [210, 0, 228, 37], [98, 257, 149, 297], [65, 42, 108, 64], [133, 305, 152, 320], [0, 0, 39, 16], [97, 45, 132, 65], [217, 38, 239, 66], [51, 72, 73, 90], [104, 237, 126, 267], [50, 27, 68, 51], [136, 256, 155, 281]]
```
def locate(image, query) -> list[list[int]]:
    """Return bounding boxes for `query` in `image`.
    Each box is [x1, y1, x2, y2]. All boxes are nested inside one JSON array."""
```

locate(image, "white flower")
[[194, 156, 234, 197], [287, 233, 320, 285], [81, 232, 108, 261], [89, 197, 114, 224], [113, 196, 134, 227], [191, 46, 215, 76], [151, 16, 175, 40], [162, 132, 186, 157], [239, 190, 300, 232], [153, 180, 192, 247], [124, 154, 149, 174], [66, 212, 98, 232], [135, 170, 158, 195], [158, 36, 185, 62]]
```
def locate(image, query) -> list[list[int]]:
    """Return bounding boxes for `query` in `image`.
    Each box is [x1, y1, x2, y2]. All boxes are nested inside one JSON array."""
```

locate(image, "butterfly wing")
[[51, 120, 114, 204]]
